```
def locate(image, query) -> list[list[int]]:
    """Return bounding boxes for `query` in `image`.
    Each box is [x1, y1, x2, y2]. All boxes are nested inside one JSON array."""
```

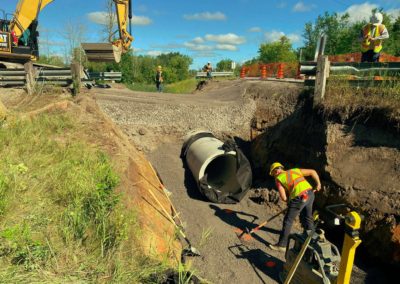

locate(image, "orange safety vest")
[[361, 24, 385, 53], [276, 168, 312, 200]]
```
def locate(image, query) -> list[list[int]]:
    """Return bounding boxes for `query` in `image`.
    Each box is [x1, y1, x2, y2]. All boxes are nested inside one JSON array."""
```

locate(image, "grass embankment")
[[127, 78, 198, 94], [0, 114, 168, 282], [324, 77, 400, 121]]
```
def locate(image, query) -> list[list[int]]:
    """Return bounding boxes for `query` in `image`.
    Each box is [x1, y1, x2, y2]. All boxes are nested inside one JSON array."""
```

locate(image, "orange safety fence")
[[328, 52, 400, 62], [241, 62, 300, 79]]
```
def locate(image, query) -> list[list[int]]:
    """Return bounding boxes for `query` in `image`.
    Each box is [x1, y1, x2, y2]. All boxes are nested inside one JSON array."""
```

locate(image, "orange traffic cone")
[[240, 66, 246, 79], [276, 63, 284, 79], [260, 64, 267, 79]]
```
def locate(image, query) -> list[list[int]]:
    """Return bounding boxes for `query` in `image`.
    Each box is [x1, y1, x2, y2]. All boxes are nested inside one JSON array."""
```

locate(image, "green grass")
[[127, 78, 198, 94], [164, 79, 198, 94], [0, 114, 169, 282]]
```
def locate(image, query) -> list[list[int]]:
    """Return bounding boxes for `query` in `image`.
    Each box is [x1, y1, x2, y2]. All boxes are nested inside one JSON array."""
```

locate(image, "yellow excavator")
[[0, 0, 133, 66]]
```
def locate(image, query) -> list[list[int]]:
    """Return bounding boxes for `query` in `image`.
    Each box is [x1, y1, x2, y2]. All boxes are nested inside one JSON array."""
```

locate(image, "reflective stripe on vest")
[[361, 24, 384, 53], [276, 168, 312, 199]]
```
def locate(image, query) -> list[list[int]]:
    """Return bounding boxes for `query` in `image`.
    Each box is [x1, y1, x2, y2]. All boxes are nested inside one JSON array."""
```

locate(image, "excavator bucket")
[[81, 43, 122, 63]]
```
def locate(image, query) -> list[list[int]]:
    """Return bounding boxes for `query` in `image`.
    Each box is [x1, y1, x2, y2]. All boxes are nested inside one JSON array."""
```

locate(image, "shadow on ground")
[[228, 244, 284, 284]]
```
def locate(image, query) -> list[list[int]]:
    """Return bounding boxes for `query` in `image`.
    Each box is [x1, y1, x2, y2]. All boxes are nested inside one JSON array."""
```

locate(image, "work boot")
[[268, 243, 286, 252]]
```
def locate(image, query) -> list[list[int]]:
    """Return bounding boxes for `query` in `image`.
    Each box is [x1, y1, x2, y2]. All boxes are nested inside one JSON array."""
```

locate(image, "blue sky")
[[2, 0, 399, 68]]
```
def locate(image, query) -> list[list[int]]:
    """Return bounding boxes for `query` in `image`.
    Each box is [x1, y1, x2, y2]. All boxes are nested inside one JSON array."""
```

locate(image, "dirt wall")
[[250, 87, 400, 265]]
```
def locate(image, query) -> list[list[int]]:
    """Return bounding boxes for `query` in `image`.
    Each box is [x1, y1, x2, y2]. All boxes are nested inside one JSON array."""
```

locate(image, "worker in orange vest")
[[360, 12, 389, 63], [268, 162, 321, 252]]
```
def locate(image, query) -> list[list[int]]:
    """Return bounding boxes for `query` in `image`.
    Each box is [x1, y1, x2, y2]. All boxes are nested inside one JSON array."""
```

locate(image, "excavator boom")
[[0, 0, 133, 64], [11, 0, 54, 37]]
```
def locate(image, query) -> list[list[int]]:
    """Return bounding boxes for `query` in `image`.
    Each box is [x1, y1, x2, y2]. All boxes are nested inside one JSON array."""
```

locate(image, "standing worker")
[[155, 65, 164, 92], [360, 12, 389, 63], [203, 62, 213, 79], [268, 162, 321, 252]]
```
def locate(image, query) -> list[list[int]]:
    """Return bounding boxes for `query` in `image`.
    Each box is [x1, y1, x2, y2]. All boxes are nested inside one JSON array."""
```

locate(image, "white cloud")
[[131, 15, 152, 25], [248, 27, 262, 33], [191, 37, 205, 44], [293, 1, 315, 12], [387, 8, 400, 19], [216, 44, 238, 51], [264, 30, 302, 44], [340, 3, 378, 23], [184, 42, 214, 51], [264, 30, 285, 42], [147, 50, 162, 56], [287, 33, 301, 44], [183, 12, 226, 21], [87, 12, 152, 26], [204, 33, 246, 45]]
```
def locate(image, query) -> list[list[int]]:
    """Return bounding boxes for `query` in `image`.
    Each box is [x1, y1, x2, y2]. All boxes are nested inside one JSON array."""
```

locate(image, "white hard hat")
[[370, 12, 383, 25]]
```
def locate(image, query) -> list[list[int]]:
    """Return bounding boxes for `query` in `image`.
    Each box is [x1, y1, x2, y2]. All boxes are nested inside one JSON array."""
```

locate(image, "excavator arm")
[[1, 0, 133, 63], [10, 0, 54, 38]]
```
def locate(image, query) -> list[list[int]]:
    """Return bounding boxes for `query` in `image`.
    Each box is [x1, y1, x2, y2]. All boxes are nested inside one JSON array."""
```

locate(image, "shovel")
[[237, 208, 287, 242]]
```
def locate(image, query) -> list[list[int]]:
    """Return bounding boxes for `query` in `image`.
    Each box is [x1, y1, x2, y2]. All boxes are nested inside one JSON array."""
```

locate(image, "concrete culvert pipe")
[[182, 131, 252, 203]]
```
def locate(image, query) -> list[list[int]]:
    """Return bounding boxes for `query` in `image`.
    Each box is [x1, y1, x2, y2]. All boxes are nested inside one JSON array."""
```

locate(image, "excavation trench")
[[94, 80, 398, 282], [248, 82, 400, 277]]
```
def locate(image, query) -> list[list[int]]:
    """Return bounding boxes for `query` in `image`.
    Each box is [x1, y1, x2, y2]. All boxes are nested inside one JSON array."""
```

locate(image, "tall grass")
[[0, 114, 168, 282], [127, 78, 198, 94], [324, 76, 400, 119]]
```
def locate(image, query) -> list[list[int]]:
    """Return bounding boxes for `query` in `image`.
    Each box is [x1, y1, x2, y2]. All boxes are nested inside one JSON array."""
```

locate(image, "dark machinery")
[[280, 204, 362, 284]]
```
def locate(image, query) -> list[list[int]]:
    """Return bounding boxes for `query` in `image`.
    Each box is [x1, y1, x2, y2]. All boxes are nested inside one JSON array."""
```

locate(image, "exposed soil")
[[94, 80, 391, 283]]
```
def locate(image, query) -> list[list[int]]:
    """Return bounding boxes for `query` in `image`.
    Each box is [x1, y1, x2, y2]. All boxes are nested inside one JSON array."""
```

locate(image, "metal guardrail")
[[88, 71, 122, 82], [196, 71, 234, 78], [300, 62, 400, 76], [0, 68, 122, 87], [0, 67, 73, 87]]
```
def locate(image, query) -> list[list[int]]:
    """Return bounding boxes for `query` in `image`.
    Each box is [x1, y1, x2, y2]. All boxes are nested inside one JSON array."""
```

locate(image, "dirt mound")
[[249, 87, 400, 265], [0, 89, 181, 263]]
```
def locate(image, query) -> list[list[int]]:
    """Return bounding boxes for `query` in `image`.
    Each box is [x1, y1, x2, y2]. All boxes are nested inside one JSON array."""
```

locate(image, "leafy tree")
[[37, 55, 65, 67], [216, 59, 233, 71], [301, 11, 400, 60], [258, 36, 297, 63]]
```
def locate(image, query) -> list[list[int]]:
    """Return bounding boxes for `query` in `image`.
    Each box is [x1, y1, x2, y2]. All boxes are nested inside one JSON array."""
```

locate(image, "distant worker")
[[268, 162, 321, 252], [360, 12, 389, 63], [203, 62, 213, 79], [155, 65, 164, 92]]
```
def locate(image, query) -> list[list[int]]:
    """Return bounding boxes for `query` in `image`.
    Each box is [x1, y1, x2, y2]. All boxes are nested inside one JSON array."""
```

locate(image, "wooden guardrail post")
[[24, 61, 36, 95], [71, 62, 81, 95], [313, 55, 330, 106]]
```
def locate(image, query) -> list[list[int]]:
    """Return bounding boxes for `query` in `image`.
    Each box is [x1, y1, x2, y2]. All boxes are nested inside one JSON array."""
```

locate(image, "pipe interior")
[[204, 154, 240, 194]]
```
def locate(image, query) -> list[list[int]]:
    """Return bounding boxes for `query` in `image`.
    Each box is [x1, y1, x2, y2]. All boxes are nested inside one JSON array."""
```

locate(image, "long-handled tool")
[[283, 213, 320, 284], [147, 162, 184, 228], [237, 208, 287, 241], [139, 170, 200, 257]]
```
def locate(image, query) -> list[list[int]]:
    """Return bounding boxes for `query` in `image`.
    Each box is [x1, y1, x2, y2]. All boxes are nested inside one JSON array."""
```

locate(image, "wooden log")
[[313, 55, 330, 106]]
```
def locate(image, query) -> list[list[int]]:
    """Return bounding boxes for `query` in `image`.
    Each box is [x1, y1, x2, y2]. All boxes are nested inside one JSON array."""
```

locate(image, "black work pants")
[[361, 50, 380, 62], [277, 189, 315, 247]]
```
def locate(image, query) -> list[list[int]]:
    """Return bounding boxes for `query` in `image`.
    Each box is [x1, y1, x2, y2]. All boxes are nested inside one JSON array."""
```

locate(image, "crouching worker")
[[268, 162, 321, 252]]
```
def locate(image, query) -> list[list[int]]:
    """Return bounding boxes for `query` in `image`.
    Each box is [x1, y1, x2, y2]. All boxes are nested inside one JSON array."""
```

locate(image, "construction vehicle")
[[0, 0, 133, 68], [280, 204, 362, 284]]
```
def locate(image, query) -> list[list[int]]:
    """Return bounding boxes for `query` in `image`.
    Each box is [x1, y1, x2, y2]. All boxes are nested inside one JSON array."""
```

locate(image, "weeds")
[[199, 227, 214, 248], [0, 113, 168, 282]]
